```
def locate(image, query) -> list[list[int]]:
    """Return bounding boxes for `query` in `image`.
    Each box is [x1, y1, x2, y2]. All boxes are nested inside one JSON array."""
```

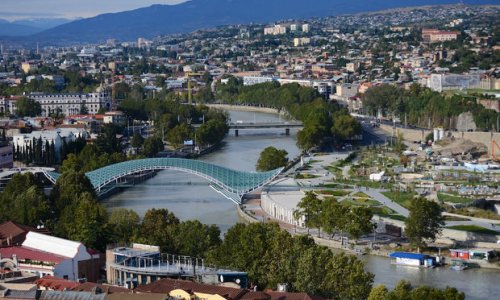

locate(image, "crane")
[[185, 71, 204, 105]]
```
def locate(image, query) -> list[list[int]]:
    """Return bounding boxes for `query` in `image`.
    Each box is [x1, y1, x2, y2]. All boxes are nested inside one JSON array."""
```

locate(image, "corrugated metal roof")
[[389, 252, 429, 260], [39, 291, 106, 300]]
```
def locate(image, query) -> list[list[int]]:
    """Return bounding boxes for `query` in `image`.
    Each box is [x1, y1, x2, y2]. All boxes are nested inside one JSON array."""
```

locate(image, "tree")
[[172, 220, 221, 257], [60, 153, 82, 173], [322, 252, 374, 299], [143, 136, 164, 157], [137, 208, 180, 253], [95, 123, 122, 154], [345, 206, 375, 240], [60, 192, 109, 251], [15, 97, 42, 117], [376, 280, 465, 300], [368, 285, 389, 300], [331, 114, 361, 141], [130, 132, 144, 149], [109, 208, 141, 244], [293, 191, 323, 235], [166, 123, 193, 149], [320, 199, 349, 237], [50, 171, 96, 214], [256, 147, 288, 171], [207, 222, 375, 298], [405, 198, 445, 251], [0, 173, 49, 226]]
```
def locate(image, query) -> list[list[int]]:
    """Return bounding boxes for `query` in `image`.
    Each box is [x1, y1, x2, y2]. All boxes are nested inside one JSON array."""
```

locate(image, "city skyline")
[[0, 0, 187, 21]]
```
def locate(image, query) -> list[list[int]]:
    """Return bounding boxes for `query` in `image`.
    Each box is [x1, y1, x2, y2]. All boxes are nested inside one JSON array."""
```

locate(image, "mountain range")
[[0, 18, 72, 36], [4, 0, 498, 45]]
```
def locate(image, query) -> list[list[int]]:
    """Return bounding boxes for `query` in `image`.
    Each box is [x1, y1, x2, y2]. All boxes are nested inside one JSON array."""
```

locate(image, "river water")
[[102, 110, 500, 299]]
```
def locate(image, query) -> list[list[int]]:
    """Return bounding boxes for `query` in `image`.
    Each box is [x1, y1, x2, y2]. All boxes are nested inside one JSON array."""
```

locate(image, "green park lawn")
[[382, 191, 416, 209], [447, 225, 499, 235]]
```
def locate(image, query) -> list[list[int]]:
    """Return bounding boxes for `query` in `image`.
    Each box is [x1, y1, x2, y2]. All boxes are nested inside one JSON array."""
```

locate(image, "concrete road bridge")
[[42, 158, 282, 204], [228, 121, 303, 136]]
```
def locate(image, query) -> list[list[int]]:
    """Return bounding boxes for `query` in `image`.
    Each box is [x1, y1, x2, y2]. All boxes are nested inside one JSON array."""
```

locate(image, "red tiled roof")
[[135, 278, 246, 300], [265, 291, 327, 300], [0, 246, 66, 264], [71, 282, 131, 294], [35, 275, 79, 291], [0, 221, 34, 240]]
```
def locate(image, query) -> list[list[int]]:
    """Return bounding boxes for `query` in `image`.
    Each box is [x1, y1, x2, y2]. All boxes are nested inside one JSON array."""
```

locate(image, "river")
[[102, 109, 500, 299]]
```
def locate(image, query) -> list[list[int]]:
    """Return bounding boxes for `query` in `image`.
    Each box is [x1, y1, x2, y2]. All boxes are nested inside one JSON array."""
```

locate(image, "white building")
[[302, 24, 310, 33], [13, 128, 86, 159], [336, 83, 359, 99], [0, 232, 99, 281], [243, 76, 276, 86], [264, 25, 287, 35], [428, 74, 481, 92], [28, 92, 111, 117], [293, 37, 311, 47]]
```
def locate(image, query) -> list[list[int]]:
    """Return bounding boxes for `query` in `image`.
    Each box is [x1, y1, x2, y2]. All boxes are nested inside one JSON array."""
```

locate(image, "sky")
[[0, 0, 188, 21]]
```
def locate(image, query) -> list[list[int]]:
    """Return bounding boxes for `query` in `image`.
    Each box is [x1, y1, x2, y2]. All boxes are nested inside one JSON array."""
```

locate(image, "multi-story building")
[[428, 74, 481, 92], [263, 25, 287, 35], [302, 23, 310, 33], [422, 29, 460, 43], [28, 92, 111, 117], [293, 37, 310, 47]]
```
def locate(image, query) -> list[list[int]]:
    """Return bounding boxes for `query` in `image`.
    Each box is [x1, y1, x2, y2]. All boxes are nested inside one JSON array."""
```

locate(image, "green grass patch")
[[438, 193, 473, 204], [354, 192, 369, 198], [447, 225, 499, 235], [295, 173, 319, 179], [449, 208, 500, 221], [444, 216, 471, 221], [382, 191, 417, 209], [378, 214, 407, 221], [317, 190, 350, 197]]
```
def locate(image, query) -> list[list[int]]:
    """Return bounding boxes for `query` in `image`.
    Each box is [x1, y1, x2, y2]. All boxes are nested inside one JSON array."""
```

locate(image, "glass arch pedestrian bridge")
[[43, 158, 283, 204]]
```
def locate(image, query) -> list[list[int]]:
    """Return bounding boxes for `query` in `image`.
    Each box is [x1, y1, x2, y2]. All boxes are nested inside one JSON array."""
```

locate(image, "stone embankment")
[[379, 124, 499, 154]]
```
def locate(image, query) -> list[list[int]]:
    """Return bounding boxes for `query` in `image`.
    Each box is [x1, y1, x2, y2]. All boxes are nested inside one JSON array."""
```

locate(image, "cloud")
[[0, 0, 188, 21]]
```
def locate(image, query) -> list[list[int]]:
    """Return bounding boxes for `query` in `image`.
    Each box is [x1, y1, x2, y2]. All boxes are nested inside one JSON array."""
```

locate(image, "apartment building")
[[422, 29, 460, 43], [28, 92, 111, 117]]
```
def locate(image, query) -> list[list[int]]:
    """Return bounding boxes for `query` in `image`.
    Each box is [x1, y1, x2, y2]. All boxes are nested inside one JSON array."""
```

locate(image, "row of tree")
[[215, 78, 362, 150], [362, 84, 500, 131], [119, 95, 230, 149], [14, 135, 87, 166], [293, 192, 375, 240]]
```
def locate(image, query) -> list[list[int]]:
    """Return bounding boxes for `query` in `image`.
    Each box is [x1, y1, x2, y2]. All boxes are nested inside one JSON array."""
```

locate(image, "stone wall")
[[380, 124, 500, 154]]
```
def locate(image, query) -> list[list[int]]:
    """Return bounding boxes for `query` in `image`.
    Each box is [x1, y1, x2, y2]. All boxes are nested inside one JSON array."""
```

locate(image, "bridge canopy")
[[45, 158, 282, 203]]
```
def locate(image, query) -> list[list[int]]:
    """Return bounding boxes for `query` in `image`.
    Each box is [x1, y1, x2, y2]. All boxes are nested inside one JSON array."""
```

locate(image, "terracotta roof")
[[0, 222, 50, 247], [265, 291, 327, 300], [135, 278, 246, 300], [0, 221, 35, 245], [35, 276, 80, 291], [241, 291, 271, 300], [0, 246, 66, 264], [71, 282, 131, 294]]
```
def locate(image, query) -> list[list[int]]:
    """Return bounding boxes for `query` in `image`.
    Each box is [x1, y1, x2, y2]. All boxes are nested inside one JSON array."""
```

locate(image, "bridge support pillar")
[[235, 129, 239, 137], [285, 128, 290, 136]]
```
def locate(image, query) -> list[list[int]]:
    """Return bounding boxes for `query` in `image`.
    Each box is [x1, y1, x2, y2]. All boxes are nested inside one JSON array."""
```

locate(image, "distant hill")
[[0, 18, 72, 36], [24, 0, 498, 44], [0, 19, 40, 36]]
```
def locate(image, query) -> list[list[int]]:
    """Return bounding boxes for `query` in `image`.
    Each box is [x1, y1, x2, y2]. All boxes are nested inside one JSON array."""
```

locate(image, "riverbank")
[[206, 104, 287, 116]]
